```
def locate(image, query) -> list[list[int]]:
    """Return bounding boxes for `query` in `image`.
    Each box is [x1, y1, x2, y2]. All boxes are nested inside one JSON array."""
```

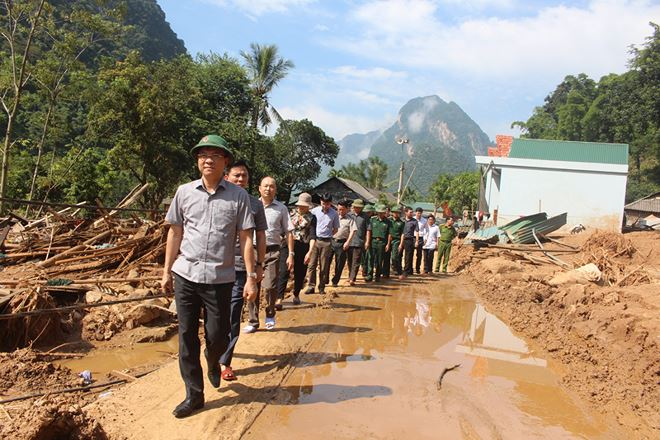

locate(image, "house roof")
[[508, 138, 629, 165], [306, 177, 397, 205], [625, 192, 660, 214]]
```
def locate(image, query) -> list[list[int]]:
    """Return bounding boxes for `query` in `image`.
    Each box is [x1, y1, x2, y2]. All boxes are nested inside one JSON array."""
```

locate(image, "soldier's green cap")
[[352, 199, 365, 208], [364, 204, 375, 212], [374, 204, 387, 213], [190, 134, 234, 163]]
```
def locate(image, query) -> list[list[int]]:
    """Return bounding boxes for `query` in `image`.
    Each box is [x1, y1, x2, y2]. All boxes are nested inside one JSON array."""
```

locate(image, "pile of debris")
[[0, 187, 173, 350]]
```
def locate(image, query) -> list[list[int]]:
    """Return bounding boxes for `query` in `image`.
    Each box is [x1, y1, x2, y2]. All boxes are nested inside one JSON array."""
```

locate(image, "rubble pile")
[[0, 200, 171, 350]]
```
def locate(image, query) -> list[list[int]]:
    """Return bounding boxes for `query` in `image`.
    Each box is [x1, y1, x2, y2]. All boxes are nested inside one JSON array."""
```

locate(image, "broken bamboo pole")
[[38, 230, 112, 268]]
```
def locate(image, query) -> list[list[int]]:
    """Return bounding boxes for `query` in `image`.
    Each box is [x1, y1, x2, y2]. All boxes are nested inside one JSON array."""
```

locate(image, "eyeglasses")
[[197, 153, 225, 161]]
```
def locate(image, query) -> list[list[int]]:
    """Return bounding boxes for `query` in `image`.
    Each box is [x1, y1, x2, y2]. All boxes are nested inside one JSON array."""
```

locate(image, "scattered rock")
[[85, 290, 104, 304], [480, 257, 521, 275], [548, 263, 601, 286]]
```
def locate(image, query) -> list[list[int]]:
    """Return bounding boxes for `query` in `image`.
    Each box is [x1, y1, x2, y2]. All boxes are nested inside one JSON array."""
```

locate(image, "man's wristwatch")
[[247, 272, 257, 279]]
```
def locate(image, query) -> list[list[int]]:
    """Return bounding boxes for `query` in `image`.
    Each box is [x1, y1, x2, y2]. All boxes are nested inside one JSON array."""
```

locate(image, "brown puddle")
[[57, 338, 178, 377], [244, 278, 625, 439]]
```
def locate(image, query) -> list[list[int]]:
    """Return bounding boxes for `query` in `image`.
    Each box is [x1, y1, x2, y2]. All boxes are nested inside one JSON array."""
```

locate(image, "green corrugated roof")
[[508, 138, 628, 165]]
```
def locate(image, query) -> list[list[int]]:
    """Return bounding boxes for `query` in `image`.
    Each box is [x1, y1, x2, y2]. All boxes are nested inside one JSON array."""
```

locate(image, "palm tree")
[[240, 43, 294, 131]]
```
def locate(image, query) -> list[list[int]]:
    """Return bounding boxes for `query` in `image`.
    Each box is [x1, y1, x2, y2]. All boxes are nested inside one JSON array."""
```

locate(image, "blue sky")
[[158, 0, 659, 145]]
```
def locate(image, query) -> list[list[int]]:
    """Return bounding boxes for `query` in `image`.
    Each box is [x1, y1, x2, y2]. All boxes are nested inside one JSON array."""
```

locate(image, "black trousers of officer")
[[331, 238, 348, 285], [403, 237, 415, 276], [415, 240, 424, 274], [174, 273, 232, 398], [292, 240, 310, 296]]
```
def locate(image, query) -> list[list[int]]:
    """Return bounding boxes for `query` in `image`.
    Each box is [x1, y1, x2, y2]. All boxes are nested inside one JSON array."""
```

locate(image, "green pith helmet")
[[352, 199, 365, 208], [374, 204, 387, 213], [190, 134, 234, 163], [364, 204, 375, 212]]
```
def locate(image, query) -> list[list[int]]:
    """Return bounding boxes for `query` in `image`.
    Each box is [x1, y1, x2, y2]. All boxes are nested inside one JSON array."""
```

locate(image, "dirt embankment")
[[454, 230, 659, 438]]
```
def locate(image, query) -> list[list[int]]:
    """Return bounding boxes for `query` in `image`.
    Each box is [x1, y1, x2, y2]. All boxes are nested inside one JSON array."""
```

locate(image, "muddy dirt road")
[[87, 276, 632, 439]]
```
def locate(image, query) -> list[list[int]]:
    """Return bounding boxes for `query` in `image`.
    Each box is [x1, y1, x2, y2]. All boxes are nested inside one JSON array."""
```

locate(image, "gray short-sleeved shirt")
[[333, 213, 357, 240], [165, 179, 255, 284], [234, 194, 268, 272], [349, 212, 372, 247], [262, 199, 294, 246]]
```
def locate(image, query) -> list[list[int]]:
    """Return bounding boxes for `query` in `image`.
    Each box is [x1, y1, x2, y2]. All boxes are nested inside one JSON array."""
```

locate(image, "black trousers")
[[331, 239, 348, 285], [347, 246, 363, 282], [403, 238, 415, 276], [219, 271, 246, 368], [415, 240, 424, 274], [292, 240, 310, 296], [174, 273, 232, 398], [423, 248, 435, 274]]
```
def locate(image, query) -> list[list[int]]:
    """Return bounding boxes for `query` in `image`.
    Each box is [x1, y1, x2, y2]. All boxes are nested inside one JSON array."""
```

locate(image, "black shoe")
[[204, 349, 220, 388], [173, 396, 204, 418]]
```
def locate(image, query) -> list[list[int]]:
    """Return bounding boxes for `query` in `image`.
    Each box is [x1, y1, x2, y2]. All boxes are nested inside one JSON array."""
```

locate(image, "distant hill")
[[122, 0, 187, 61], [52, 0, 187, 61], [317, 130, 381, 185], [368, 96, 491, 194]]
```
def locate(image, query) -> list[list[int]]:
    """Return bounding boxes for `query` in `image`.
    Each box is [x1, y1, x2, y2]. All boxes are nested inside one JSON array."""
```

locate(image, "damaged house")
[[476, 136, 628, 231]]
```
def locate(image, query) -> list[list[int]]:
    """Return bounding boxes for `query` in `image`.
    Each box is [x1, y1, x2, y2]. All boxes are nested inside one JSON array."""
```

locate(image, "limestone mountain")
[[52, 0, 186, 61], [368, 95, 491, 195], [336, 130, 382, 169]]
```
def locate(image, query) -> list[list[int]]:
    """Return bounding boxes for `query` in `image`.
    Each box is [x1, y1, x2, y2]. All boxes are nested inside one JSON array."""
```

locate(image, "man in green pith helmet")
[[162, 134, 256, 419], [389, 207, 405, 277], [365, 204, 392, 282], [361, 203, 375, 281]]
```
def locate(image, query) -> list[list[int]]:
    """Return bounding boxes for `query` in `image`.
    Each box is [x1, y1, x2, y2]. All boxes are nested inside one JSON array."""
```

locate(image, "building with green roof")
[[476, 136, 629, 231]]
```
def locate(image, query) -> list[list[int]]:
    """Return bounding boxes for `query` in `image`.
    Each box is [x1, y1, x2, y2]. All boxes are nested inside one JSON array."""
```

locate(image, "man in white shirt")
[[422, 215, 439, 275], [414, 207, 428, 274]]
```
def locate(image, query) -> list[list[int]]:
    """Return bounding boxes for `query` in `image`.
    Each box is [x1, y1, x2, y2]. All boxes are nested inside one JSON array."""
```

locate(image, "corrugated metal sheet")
[[508, 138, 628, 165], [507, 212, 568, 244], [624, 192, 660, 214]]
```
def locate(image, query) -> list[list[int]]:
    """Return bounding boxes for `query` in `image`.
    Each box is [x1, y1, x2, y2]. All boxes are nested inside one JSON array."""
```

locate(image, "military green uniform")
[[435, 224, 457, 273], [367, 212, 391, 282], [389, 217, 405, 275], [361, 205, 375, 279]]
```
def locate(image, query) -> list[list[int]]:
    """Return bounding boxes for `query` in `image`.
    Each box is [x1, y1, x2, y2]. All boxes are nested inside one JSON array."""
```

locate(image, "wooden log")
[[37, 229, 112, 268], [93, 183, 149, 228]]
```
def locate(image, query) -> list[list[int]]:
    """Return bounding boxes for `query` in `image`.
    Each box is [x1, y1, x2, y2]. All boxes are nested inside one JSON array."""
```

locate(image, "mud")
[[1, 395, 108, 440], [245, 280, 626, 440], [452, 230, 660, 437]]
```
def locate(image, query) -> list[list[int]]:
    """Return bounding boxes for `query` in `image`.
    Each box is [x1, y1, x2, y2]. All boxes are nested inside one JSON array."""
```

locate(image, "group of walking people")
[[160, 134, 458, 418]]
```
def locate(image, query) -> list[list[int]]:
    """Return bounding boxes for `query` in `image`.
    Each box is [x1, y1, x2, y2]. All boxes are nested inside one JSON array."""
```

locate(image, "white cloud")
[[314, 24, 330, 32], [329, 0, 660, 80], [331, 65, 408, 80], [278, 104, 391, 140], [203, 0, 316, 16]]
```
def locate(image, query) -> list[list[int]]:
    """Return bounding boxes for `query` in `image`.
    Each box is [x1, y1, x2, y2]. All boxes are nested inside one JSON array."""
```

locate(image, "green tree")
[[240, 42, 293, 131], [86, 52, 201, 208], [445, 171, 480, 213], [428, 174, 451, 207], [0, 0, 48, 212], [267, 119, 338, 202], [327, 168, 345, 178], [340, 157, 389, 191]]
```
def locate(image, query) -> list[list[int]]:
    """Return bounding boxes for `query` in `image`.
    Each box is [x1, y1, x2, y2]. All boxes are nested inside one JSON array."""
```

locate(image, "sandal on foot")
[[221, 366, 237, 381]]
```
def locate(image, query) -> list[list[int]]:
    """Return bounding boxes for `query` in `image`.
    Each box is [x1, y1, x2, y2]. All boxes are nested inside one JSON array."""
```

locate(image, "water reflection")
[[456, 304, 547, 368]]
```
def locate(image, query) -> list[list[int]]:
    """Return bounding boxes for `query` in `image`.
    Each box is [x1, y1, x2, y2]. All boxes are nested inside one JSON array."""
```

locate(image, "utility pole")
[[395, 138, 409, 205]]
